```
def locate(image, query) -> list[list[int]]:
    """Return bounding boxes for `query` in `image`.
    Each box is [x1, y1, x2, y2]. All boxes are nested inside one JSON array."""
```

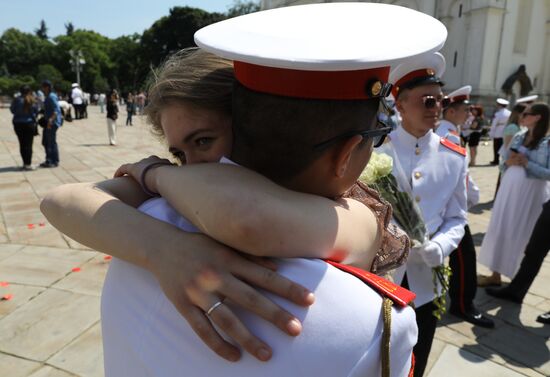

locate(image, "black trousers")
[[449, 225, 478, 312], [492, 138, 503, 163], [507, 200, 550, 300], [402, 276, 437, 377], [13, 122, 35, 165]]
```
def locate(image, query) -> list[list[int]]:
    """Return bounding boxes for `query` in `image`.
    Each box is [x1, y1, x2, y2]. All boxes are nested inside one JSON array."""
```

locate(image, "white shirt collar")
[[395, 125, 433, 147]]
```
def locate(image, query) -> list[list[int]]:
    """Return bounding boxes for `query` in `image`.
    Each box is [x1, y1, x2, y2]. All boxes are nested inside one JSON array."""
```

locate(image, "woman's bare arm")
[[40, 179, 315, 362], [139, 162, 380, 268]]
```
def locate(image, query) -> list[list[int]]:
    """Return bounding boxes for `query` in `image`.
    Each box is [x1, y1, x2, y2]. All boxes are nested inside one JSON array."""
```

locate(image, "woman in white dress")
[[479, 103, 550, 286]]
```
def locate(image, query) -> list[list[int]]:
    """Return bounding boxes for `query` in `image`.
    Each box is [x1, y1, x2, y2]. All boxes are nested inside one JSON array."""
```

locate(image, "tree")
[[0, 28, 52, 77], [140, 6, 225, 68], [35, 20, 48, 40], [65, 22, 75, 36], [226, 1, 260, 18]]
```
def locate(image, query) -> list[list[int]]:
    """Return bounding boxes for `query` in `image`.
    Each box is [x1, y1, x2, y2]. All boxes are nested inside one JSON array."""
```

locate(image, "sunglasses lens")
[[424, 97, 436, 109], [442, 97, 451, 108], [373, 134, 386, 148]]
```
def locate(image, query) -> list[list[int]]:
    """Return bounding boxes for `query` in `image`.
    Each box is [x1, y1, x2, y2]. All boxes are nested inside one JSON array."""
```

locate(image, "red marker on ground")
[[0, 282, 9, 287], [72, 267, 81, 272], [27, 224, 35, 229], [104, 255, 112, 261], [2, 294, 13, 301]]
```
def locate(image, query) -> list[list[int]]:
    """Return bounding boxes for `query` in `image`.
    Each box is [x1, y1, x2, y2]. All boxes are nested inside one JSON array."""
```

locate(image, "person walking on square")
[[486, 199, 550, 309], [389, 52, 468, 377], [10, 85, 39, 170], [106, 90, 119, 145], [71, 83, 84, 119], [489, 98, 511, 165], [478, 103, 550, 287], [98, 92, 106, 113], [40, 80, 62, 168], [438, 86, 494, 328], [126, 92, 135, 126]]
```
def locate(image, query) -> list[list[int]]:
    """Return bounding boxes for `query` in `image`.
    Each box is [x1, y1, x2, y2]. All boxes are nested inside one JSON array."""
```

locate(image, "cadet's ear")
[[333, 134, 364, 178]]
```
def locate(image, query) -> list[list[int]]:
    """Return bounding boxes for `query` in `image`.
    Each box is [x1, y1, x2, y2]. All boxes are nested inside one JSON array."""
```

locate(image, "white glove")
[[418, 241, 444, 267]]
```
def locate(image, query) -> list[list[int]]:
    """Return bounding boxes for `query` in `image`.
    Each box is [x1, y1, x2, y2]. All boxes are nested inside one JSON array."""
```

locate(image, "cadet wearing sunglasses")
[[386, 52, 469, 377]]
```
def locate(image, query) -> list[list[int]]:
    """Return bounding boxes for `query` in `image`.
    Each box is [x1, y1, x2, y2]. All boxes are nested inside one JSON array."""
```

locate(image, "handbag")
[[37, 116, 47, 128]]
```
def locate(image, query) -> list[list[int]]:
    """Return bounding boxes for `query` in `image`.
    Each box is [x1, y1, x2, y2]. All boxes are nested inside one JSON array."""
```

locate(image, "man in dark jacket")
[[40, 80, 62, 168]]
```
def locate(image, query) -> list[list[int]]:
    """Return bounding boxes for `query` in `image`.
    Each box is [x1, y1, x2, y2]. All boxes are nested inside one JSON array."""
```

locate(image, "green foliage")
[[140, 6, 225, 68], [226, 1, 260, 18], [0, 75, 36, 96], [0, 4, 261, 97]]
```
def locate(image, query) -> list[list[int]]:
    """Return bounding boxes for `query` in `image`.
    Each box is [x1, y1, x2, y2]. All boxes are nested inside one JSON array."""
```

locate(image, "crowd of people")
[[6, 3, 549, 376], [9, 82, 149, 167]]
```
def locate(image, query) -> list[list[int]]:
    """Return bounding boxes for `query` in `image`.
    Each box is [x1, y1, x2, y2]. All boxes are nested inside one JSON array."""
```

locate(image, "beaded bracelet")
[[139, 162, 173, 197]]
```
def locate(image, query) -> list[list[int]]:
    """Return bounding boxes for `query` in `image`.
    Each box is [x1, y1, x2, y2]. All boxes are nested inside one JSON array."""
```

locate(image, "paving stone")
[[28, 366, 77, 377], [477, 322, 550, 375], [0, 288, 100, 361], [427, 344, 540, 377], [53, 254, 109, 296], [0, 243, 24, 260], [0, 283, 45, 319], [0, 353, 42, 377], [48, 322, 103, 377], [0, 245, 95, 286]]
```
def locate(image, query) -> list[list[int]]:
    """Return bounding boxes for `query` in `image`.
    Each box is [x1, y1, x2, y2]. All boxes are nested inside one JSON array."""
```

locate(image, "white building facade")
[[261, 0, 550, 107]]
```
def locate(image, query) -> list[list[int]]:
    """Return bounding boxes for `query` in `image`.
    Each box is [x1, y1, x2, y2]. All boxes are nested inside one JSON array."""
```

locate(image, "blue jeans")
[[42, 126, 59, 164]]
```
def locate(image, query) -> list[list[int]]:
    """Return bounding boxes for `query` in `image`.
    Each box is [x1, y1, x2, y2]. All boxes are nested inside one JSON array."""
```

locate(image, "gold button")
[[415, 195, 421, 203], [414, 172, 422, 179], [415, 147, 421, 155]]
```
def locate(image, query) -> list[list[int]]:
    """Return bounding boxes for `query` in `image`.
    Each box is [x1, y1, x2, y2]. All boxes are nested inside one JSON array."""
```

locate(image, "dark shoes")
[[449, 306, 495, 328], [485, 286, 522, 304], [489, 161, 499, 165], [39, 162, 58, 168], [536, 312, 550, 324]]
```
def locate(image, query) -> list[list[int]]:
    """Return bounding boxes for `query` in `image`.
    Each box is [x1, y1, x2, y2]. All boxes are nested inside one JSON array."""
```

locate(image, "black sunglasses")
[[422, 95, 450, 109], [522, 112, 536, 117], [313, 122, 392, 151]]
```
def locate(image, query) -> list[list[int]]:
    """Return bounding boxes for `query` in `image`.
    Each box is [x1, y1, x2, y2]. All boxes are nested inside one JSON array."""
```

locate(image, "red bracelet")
[[139, 162, 173, 197]]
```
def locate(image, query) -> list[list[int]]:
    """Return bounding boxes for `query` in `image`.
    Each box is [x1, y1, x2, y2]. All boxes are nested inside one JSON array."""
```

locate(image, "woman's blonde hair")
[[145, 48, 234, 137]]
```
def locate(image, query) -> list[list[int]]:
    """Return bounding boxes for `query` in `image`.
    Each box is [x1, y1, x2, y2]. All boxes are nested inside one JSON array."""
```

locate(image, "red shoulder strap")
[[325, 260, 416, 307], [440, 137, 466, 156]]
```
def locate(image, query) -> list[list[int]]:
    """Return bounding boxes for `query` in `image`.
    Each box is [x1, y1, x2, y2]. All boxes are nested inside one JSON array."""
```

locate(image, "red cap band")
[[392, 68, 436, 97], [234, 61, 389, 99]]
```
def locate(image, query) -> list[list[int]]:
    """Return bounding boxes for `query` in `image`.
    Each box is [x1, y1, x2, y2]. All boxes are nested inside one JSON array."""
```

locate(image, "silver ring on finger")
[[206, 299, 224, 316]]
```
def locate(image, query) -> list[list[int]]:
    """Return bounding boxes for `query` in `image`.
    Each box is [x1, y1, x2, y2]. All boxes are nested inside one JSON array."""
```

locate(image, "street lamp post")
[[69, 49, 86, 86]]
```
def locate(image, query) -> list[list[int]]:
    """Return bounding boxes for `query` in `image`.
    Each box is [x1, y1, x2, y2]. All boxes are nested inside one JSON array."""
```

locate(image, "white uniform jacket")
[[489, 108, 511, 139], [435, 119, 460, 145], [101, 166, 417, 376], [391, 127, 468, 307]]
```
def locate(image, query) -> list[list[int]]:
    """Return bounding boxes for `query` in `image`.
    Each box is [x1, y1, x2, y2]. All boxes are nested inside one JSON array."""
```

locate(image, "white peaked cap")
[[71, 83, 79, 88], [447, 85, 472, 104], [195, 3, 447, 100], [388, 52, 446, 98], [496, 98, 509, 106], [516, 95, 538, 104]]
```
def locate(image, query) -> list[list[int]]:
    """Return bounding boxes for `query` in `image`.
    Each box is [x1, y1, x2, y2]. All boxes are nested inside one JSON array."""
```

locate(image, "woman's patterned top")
[[343, 181, 410, 275]]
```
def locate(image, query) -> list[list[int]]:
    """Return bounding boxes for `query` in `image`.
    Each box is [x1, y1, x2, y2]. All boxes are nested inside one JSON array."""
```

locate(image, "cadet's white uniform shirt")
[[435, 119, 460, 144], [390, 127, 467, 306], [101, 191, 417, 376], [71, 87, 83, 105], [490, 108, 511, 139]]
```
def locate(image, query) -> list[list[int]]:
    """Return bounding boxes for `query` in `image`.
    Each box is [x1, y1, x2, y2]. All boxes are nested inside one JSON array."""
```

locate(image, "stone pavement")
[[0, 106, 548, 376]]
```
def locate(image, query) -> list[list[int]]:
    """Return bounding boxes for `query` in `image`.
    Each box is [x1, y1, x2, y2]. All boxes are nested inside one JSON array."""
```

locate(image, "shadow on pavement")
[[469, 200, 494, 215], [0, 166, 22, 173]]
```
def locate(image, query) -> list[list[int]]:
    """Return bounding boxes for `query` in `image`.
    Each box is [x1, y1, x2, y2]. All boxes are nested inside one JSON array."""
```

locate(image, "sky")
[[0, 0, 239, 39]]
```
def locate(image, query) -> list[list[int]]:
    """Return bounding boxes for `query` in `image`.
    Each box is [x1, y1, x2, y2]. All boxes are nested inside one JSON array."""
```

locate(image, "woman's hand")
[[114, 155, 174, 194], [506, 152, 523, 166], [151, 232, 315, 362]]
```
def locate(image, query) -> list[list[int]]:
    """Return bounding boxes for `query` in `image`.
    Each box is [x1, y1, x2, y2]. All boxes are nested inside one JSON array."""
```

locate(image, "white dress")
[[101, 197, 417, 377], [479, 166, 550, 277]]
